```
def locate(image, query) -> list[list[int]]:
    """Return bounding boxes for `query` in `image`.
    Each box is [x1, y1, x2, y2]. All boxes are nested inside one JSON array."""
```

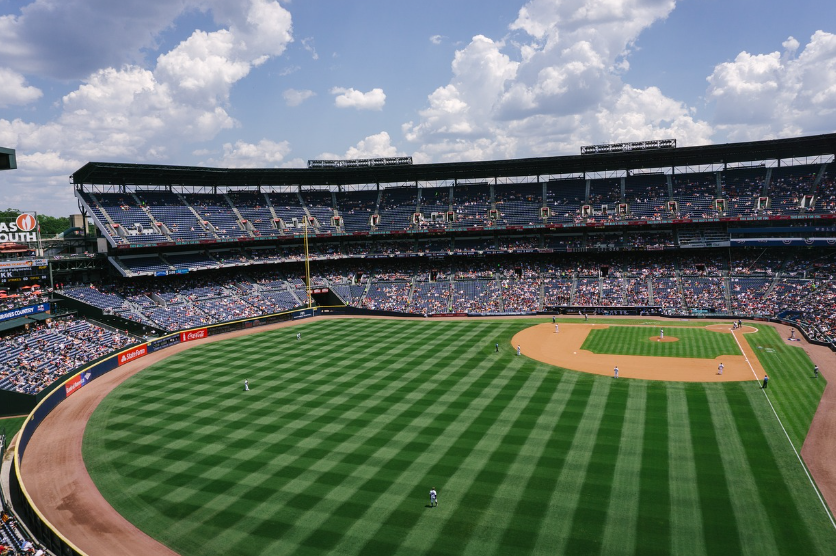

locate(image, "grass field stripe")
[[419, 369, 558, 555], [531, 378, 614, 555], [458, 370, 583, 556], [350, 368, 549, 556], [108, 322, 470, 540], [581, 325, 742, 359], [738, 327, 836, 532], [755, 384, 836, 531], [172, 322, 496, 548], [562, 382, 631, 554], [723, 384, 820, 554], [599, 381, 647, 556], [487, 375, 593, 556], [686, 384, 742, 555], [739, 385, 836, 556], [258, 322, 520, 552], [395, 365, 553, 554], [704, 384, 782, 556], [149, 324, 438, 488], [283, 327, 523, 552], [634, 383, 671, 556], [743, 327, 824, 450], [353, 351, 547, 555], [183, 322, 498, 540]]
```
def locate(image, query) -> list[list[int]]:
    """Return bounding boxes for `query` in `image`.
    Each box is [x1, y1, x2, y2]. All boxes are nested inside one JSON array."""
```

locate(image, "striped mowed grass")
[[83, 318, 835, 555], [581, 325, 741, 358]]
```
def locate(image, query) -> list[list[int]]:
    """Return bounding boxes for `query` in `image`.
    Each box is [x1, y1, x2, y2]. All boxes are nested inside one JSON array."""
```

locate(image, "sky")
[[1, 0, 835, 217]]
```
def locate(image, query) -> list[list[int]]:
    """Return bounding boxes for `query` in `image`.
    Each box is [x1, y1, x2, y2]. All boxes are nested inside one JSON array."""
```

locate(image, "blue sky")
[[1, 0, 835, 216]]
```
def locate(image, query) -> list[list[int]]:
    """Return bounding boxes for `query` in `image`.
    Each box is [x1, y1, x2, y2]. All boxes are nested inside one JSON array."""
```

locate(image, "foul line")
[[730, 327, 836, 530]]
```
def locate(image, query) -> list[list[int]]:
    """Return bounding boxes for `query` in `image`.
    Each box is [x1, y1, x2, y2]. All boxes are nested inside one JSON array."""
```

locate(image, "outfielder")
[[430, 488, 438, 507], [244, 379, 249, 391]]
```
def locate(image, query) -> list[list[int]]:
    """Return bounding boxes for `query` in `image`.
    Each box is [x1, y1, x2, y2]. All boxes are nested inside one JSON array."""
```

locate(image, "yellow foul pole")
[[303, 217, 312, 308]]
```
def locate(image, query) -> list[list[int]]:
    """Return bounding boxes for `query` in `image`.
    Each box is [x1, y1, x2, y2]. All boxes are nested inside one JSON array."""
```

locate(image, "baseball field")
[[76, 317, 835, 555]]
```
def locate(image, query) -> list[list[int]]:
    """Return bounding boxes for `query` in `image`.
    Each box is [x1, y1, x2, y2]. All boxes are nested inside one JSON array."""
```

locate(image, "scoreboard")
[[0, 259, 48, 285]]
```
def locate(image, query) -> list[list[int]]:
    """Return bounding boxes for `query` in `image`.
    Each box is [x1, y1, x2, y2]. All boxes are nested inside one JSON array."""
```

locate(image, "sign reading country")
[[0, 213, 39, 242], [118, 344, 148, 366], [0, 302, 48, 323], [65, 371, 92, 397], [180, 327, 208, 343]]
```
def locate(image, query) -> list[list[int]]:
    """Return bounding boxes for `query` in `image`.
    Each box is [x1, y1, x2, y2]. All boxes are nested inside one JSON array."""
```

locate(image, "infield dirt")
[[512, 322, 765, 382]]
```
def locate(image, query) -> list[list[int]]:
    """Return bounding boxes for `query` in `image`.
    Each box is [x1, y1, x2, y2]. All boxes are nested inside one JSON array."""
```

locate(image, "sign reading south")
[[0, 213, 39, 243]]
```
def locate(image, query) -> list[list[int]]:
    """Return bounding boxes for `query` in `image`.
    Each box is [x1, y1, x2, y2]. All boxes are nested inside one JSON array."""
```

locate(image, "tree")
[[1, 208, 72, 237]]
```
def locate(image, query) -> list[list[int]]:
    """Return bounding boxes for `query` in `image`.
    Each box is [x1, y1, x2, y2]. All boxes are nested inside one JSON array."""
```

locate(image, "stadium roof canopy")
[[0, 147, 16, 171], [72, 133, 836, 188]]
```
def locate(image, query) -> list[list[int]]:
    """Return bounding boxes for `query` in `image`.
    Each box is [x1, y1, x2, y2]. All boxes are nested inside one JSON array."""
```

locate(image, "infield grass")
[[83, 319, 835, 555], [581, 325, 741, 358]]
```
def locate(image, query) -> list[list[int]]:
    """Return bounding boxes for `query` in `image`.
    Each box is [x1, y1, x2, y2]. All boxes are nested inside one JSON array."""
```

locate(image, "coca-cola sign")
[[180, 328, 208, 343]]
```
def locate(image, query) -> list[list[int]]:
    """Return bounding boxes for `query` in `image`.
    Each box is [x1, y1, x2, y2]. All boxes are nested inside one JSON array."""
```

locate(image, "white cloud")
[[0, 0, 206, 80], [430, 35, 444, 45], [0, 67, 42, 107], [301, 37, 319, 60], [0, 0, 294, 215], [331, 87, 386, 110], [707, 31, 836, 141], [317, 132, 404, 160], [207, 139, 292, 167], [283, 88, 316, 107], [403, 0, 704, 162]]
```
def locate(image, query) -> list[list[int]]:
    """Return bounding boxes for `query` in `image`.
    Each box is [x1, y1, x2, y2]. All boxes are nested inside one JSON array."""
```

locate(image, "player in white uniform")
[[718, 363, 724, 375], [244, 379, 249, 391], [430, 488, 438, 507], [660, 328, 664, 340], [517, 345, 521, 356], [555, 323, 559, 333], [614, 366, 619, 379], [297, 332, 301, 340]]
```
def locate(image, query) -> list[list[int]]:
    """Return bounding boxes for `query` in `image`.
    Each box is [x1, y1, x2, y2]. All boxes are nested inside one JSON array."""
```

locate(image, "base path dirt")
[[512, 323, 765, 382]]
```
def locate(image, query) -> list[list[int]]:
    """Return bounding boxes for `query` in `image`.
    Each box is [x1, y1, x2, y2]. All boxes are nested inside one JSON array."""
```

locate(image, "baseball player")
[[660, 328, 664, 340], [495, 343, 499, 353], [296, 332, 301, 340], [814, 364, 819, 378], [762, 374, 769, 389], [614, 366, 619, 379], [244, 379, 249, 391], [430, 488, 438, 507], [555, 323, 559, 333], [718, 363, 724, 375], [517, 345, 521, 356]]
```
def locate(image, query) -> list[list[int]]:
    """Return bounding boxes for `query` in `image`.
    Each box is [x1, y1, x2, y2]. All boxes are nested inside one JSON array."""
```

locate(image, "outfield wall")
[[9, 306, 318, 556]]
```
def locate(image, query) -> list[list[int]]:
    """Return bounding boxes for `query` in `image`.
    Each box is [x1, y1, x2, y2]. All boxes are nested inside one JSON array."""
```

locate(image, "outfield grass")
[[1, 416, 26, 443], [581, 325, 742, 359], [83, 319, 836, 555]]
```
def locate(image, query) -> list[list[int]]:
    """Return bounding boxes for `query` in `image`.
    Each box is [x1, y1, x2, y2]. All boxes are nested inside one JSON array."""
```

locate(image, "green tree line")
[[0, 208, 77, 237]]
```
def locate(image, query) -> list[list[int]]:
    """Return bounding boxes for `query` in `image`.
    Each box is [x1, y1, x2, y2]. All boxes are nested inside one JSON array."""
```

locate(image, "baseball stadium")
[[3, 134, 836, 555]]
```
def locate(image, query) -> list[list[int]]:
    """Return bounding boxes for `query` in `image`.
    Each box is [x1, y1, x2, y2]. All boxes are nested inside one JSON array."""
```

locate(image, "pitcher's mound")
[[650, 336, 679, 342]]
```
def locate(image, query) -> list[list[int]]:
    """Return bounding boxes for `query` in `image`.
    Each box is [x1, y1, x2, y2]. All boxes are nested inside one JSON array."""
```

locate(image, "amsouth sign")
[[0, 213, 38, 243]]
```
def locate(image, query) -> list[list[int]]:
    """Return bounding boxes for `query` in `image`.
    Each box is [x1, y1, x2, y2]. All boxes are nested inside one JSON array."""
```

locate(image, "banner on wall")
[[180, 328, 208, 343], [117, 344, 148, 366]]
